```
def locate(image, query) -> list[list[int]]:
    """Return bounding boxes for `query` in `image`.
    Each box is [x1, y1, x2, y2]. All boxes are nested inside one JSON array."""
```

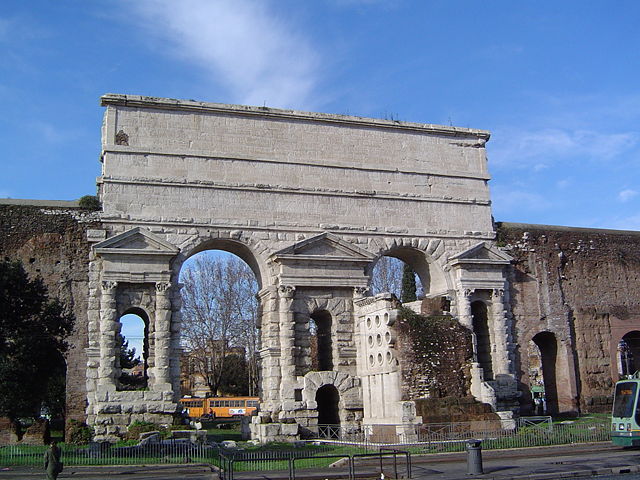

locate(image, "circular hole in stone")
[[387, 352, 392, 363], [385, 331, 391, 343], [375, 315, 381, 326], [384, 313, 389, 324], [369, 355, 374, 366], [368, 335, 374, 347], [377, 353, 383, 365], [366, 317, 372, 329], [376, 334, 382, 345]]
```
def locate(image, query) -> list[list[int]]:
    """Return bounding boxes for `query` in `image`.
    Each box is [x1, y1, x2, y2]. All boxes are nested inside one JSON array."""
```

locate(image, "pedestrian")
[[43, 440, 63, 480]]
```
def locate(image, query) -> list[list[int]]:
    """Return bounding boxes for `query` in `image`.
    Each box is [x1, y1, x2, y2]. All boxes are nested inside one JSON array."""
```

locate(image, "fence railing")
[[0, 440, 221, 466], [0, 417, 610, 470], [220, 448, 411, 480], [314, 416, 610, 451]]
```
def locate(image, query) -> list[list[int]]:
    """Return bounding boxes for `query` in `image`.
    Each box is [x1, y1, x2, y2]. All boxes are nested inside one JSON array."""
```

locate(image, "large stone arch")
[[174, 230, 271, 289], [366, 241, 453, 296]]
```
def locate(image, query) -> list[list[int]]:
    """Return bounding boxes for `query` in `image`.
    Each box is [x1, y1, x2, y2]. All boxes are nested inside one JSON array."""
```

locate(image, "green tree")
[[401, 263, 417, 303], [118, 334, 145, 390], [0, 260, 74, 420], [119, 336, 140, 370]]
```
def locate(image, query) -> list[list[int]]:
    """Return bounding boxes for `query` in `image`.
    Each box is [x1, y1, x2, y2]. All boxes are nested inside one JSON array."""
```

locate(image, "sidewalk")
[[407, 443, 640, 479]]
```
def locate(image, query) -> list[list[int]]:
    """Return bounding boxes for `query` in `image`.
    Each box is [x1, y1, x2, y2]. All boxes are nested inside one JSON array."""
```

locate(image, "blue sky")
[[2, 0, 640, 231]]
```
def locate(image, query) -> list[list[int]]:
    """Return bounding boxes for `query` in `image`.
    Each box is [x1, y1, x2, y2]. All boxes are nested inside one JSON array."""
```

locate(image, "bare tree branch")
[[180, 253, 259, 396]]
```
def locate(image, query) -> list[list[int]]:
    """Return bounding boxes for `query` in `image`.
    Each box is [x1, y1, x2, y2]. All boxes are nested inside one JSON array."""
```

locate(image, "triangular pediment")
[[448, 241, 513, 265], [273, 232, 376, 261], [94, 227, 179, 256]]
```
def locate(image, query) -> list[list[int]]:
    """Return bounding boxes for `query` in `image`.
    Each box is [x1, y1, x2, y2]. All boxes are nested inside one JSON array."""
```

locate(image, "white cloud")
[[618, 189, 638, 203], [490, 127, 638, 168], [490, 187, 552, 215], [129, 0, 320, 109], [609, 214, 640, 231]]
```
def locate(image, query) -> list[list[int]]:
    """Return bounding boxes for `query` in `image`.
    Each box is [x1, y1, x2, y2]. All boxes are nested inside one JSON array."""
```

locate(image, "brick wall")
[[498, 222, 640, 412], [0, 201, 99, 426]]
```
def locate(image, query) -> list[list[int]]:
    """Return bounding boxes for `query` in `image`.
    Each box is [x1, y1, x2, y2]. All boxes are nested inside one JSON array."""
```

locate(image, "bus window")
[[614, 382, 637, 418]]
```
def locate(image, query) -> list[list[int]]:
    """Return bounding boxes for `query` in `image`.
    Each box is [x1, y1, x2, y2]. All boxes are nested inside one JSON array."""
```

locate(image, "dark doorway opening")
[[316, 384, 340, 437], [532, 331, 559, 415], [471, 301, 493, 380]]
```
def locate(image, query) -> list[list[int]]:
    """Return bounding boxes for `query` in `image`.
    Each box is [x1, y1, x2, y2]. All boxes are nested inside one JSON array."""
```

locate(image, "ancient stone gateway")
[[88, 94, 518, 441]]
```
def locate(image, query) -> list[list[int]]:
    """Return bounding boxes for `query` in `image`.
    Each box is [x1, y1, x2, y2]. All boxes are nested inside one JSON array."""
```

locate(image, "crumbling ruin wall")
[[396, 307, 473, 401], [497, 222, 640, 413], [0, 200, 99, 429]]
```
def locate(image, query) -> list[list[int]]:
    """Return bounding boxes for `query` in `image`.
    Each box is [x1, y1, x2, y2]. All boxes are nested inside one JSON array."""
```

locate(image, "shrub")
[[67, 419, 93, 445], [78, 195, 101, 210], [126, 421, 172, 440]]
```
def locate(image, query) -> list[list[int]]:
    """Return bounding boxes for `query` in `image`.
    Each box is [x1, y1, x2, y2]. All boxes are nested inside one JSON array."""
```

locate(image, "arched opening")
[[179, 248, 260, 398], [531, 331, 559, 415], [619, 331, 640, 377], [370, 257, 424, 303], [368, 246, 448, 302], [309, 310, 333, 371], [471, 301, 493, 381], [117, 310, 148, 390], [316, 384, 340, 437]]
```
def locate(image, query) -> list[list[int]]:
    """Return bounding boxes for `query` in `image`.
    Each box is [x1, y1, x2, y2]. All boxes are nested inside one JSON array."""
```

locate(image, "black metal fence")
[[219, 448, 411, 480]]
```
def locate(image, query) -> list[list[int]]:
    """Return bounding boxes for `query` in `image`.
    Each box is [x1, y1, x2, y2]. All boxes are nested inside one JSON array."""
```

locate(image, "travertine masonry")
[[90, 95, 518, 441]]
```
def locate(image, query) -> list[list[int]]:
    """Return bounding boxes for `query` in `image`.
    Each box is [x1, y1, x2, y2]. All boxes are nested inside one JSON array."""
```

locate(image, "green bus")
[[612, 376, 640, 447]]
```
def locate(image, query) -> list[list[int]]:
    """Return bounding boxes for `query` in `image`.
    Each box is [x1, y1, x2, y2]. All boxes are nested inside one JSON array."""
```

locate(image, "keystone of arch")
[[303, 371, 357, 403]]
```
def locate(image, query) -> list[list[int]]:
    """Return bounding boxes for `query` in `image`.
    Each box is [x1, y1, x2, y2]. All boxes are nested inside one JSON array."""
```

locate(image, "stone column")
[[458, 288, 483, 399], [154, 282, 173, 390], [278, 285, 296, 402], [169, 284, 183, 400], [98, 281, 118, 390], [457, 288, 474, 330], [491, 288, 512, 375], [256, 287, 280, 416]]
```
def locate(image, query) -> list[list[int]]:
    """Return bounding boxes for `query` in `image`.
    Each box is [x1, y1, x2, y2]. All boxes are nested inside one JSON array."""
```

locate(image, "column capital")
[[101, 281, 118, 293], [155, 282, 171, 293], [491, 288, 505, 299], [462, 288, 475, 298], [353, 286, 369, 298], [278, 284, 296, 298]]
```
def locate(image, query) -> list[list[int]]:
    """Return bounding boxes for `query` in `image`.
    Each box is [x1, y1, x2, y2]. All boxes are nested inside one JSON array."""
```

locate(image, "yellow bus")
[[180, 396, 259, 419]]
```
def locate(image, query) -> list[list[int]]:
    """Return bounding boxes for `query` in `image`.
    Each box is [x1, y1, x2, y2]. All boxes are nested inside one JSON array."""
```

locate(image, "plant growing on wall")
[[397, 306, 472, 399]]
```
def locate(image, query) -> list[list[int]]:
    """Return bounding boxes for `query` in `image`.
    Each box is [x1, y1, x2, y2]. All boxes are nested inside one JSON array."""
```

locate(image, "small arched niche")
[[117, 309, 148, 390], [309, 310, 333, 371]]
